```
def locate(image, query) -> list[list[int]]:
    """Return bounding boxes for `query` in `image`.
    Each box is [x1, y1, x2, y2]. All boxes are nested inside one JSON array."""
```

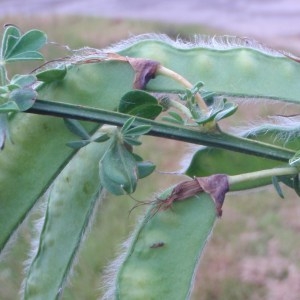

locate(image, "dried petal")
[[195, 174, 229, 217], [160, 174, 229, 217], [127, 57, 160, 89]]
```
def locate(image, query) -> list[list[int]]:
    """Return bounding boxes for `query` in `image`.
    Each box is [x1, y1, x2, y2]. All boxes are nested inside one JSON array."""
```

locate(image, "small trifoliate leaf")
[[4, 29, 47, 62]]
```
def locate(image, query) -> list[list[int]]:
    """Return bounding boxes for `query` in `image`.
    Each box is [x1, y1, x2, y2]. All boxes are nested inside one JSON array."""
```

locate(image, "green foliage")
[[0, 25, 299, 300], [99, 117, 153, 195], [1, 25, 46, 62], [119, 90, 162, 119]]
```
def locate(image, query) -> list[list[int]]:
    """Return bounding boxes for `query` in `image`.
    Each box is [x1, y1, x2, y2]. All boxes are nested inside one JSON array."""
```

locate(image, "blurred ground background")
[[0, 1, 300, 300], [1, 0, 300, 52]]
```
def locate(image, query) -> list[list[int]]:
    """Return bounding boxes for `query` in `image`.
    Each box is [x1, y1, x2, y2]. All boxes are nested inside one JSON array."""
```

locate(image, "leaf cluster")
[[64, 116, 155, 196]]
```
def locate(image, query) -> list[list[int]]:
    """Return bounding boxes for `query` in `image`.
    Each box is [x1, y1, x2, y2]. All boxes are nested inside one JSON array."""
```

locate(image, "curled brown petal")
[[127, 57, 160, 89], [158, 174, 229, 217]]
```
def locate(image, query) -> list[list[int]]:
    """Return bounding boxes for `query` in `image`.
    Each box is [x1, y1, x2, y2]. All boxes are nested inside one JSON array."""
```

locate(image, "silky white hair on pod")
[[231, 115, 300, 145], [103, 33, 294, 58], [33, 33, 298, 76], [21, 187, 106, 298]]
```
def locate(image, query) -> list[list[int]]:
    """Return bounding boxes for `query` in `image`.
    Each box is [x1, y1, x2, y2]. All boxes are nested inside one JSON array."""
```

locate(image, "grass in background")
[[0, 15, 300, 300]]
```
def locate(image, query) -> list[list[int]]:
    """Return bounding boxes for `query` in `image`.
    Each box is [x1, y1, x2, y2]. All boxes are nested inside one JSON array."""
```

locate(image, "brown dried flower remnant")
[[127, 57, 160, 89], [159, 174, 229, 217]]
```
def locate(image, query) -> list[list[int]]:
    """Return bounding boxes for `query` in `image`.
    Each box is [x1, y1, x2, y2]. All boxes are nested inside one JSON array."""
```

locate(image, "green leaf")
[[168, 111, 184, 123], [36, 67, 67, 83], [9, 88, 37, 111], [0, 101, 19, 113], [132, 153, 156, 178], [4, 29, 47, 62], [162, 111, 185, 125], [64, 118, 90, 140], [123, 137, 142, 146], [121, 117, 151, 145], [6, 51, 44, 62], [137, 160, 156, 178], [194, 99, 237, 125], [272, 176, 285, 198], [66, 140, 91, 149], [124, 124, 152, 136], [214, 102, 238, 122], [119, 90, 162, 120], [11, 74, 36, 87], [99, 138, 138, 195], [93, 133, 110, 143], [1, 25, 21, 59], [121, 116, 135, 134], [191, 81, 204, 94]]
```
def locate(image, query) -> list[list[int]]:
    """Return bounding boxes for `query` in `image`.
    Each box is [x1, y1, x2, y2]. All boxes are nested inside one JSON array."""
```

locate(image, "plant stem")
[[156, 65, 208, 113], [228, 166, 299, 188], [0, 62, 7, 86], [27, 100, 295, 162]]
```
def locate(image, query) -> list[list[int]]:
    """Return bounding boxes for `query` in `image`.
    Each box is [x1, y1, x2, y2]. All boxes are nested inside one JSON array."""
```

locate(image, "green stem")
[[156, 65, 208, 113], [27, 99, 295, 162], [0, 62, 7, 86], [228, 166, 299, 188]]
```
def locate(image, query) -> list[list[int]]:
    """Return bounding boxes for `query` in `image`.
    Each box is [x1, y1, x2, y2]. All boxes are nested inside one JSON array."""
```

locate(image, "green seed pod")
[[103, 189, 216, 300], [0, 61, 135, 253], [23, 139, 109, 300], [113, 35, 300, 103]]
